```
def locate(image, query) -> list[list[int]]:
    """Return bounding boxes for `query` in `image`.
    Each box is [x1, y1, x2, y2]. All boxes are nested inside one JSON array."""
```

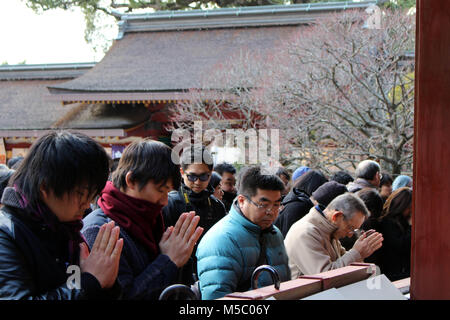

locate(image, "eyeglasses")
[[343, 219, 361, 236], [186, 173, 210, 182], [244, 196, 281, 214]]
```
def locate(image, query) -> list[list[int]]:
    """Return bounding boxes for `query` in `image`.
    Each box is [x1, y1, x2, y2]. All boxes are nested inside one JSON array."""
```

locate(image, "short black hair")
[[355, 160, 380, 180], [275, 167, 291, 181], [209, 171, 222, 189], [110, 158, 121, 174], [237, 166, 285, 198], [180, 145, 214, 171], [380, 172, 393, 186], [10, 131, 110, 212], [214, 162, 237, 175], [357, 188, 383, 220], [331, 171, 354, 185], [112, 139, 181, 191], [293, 169, 328, 197]]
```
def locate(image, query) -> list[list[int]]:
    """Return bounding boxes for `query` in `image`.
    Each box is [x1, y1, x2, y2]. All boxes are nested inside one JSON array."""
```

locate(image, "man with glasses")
[[285, 192, 384, 278], [196, 166, 290, 300], [162, 145, 226, 282]]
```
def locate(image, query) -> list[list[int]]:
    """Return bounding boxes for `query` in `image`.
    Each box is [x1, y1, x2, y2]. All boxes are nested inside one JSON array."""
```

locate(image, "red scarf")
[[98, 181, 165, 260]]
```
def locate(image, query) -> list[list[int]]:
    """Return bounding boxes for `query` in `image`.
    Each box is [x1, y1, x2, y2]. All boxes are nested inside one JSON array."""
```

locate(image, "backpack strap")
[[178, 187, 195, 213]]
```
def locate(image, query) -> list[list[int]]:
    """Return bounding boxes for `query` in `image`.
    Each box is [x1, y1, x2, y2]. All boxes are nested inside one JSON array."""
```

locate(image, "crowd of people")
[[0, 131, 413, 300]]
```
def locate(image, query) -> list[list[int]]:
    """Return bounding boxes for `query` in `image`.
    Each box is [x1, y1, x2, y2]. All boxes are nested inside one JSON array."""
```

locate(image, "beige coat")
[[284, 206, 362, 279]]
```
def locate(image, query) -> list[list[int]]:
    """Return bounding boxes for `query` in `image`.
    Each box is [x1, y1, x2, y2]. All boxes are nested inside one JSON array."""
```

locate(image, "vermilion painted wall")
[[411, 0, 450, 300]]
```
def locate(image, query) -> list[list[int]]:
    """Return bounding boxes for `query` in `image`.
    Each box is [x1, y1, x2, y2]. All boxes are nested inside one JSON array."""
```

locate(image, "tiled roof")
[[0, 64, 150, 133], [0, 63, 95, 81], [0, 79, 75, 130]]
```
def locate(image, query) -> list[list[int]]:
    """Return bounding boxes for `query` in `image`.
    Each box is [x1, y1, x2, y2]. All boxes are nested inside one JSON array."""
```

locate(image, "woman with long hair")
[[378, 187, 412, 281]]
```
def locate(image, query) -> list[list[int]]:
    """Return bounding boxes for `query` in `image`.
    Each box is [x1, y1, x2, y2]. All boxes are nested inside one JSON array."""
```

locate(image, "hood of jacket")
[[282, 188, 311, 206]]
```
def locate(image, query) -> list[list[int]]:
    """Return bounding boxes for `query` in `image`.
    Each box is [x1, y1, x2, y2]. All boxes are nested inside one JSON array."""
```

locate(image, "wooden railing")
[[218, 263, 378, 300]]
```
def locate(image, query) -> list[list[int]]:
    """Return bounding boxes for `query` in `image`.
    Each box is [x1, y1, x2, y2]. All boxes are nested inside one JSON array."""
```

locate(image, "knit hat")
[[311, 181, 348, 207], [392, 175, 412, 191], [292, 166, 310, 182]]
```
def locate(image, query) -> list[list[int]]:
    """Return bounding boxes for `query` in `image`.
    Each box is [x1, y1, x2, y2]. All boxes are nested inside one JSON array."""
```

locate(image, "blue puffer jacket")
[[196, 202, 290, 300]]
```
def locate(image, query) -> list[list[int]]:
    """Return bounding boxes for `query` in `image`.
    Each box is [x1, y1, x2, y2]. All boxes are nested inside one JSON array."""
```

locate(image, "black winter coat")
[[361, 218, 383, 266], [162, 184, 226, 279], [162, 184, 226, 240], [378, 217, 411, 281], [0, 189, 121, 300], [221, 190, 237, 213], [274, 188, 313, 238]]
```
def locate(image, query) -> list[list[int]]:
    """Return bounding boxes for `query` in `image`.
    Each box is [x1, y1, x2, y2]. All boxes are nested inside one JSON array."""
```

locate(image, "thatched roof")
[[50, 26, 300, 93], [48, 2, 378, 103]]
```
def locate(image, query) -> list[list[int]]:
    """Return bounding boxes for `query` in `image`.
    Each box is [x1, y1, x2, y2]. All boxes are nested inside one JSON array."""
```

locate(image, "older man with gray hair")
[[284, 193, 383, 278], [347, 160, 382, 193]]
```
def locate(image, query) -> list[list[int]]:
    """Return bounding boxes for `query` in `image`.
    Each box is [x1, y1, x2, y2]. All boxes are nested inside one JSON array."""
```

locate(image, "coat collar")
[[307, 206, 338, 238], [354, 178, 376, 189]]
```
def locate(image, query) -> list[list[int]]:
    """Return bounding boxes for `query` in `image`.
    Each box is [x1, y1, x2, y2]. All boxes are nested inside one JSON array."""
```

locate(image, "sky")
[[0, 0, 114, 65]]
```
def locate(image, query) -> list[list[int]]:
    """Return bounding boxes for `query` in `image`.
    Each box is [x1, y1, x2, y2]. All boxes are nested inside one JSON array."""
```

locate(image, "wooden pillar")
[[411, 0, 450, 300]]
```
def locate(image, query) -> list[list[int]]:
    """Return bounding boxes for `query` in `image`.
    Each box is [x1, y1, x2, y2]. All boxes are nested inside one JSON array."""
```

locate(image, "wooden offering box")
[[220, 277, 322, 300], [299, 264, 374, 291], [221, 263, 374, 300]]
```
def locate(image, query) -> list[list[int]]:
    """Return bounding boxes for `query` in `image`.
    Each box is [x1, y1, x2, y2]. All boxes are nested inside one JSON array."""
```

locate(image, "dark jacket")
[[378, 217, 411, 281], [162, 184, 227, 281], [82, 209, 179, 300], [163, 184, 226, 244], [274, 188, 313, 238], [221, 190, 237, 213], [361, 218, 382, 266], [0, 188, 120, 300]]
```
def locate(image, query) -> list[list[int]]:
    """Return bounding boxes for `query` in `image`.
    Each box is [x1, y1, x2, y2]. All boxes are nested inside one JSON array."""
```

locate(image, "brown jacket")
[[284, 206, 362, 279]]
